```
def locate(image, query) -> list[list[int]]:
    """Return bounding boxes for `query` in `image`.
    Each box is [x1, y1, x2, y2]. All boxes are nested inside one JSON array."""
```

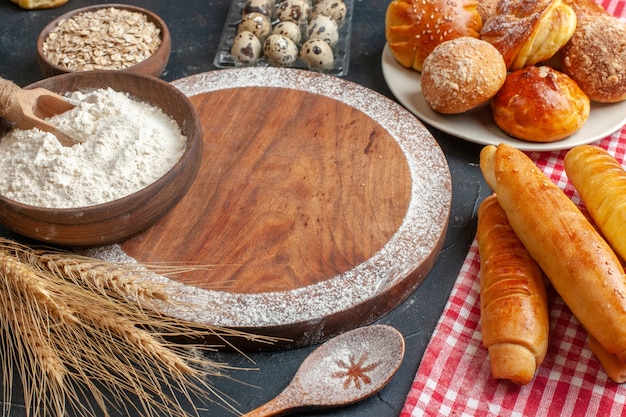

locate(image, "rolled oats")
[[42, 7, 162, 71]]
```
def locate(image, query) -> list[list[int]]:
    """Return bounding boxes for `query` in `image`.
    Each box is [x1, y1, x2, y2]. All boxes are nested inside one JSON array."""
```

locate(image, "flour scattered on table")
[[0, 88, 187, 208]]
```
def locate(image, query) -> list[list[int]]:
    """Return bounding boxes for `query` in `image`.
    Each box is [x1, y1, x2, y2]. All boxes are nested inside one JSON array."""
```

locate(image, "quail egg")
[[242, 0, 274, 17], [231, 31, 263, 64], [300, 39, 334, 69], [276, 0, 310, 23], [238, 12, 272, 42], [307, 15, 339, 48], [312, 0, 347, 23], [273, 21, 302, 45], [263, 34, 299, 66]]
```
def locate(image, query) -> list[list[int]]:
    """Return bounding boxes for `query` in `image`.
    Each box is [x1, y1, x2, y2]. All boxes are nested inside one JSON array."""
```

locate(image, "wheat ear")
[[0, 251, 78, 325], [34, 251, 171, 302], [0, 237, 271, 417]]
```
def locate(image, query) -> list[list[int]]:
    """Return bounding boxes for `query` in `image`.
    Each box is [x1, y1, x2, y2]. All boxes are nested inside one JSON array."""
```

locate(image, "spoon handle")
[[241, 400, 286, 417], [241, 386, 303, 417], [0, 77, 75, 146], [0, 78, 19, 119]]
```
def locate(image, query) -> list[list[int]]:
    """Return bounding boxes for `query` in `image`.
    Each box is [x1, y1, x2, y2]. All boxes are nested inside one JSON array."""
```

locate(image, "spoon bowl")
[[242, 324, 405, 416]]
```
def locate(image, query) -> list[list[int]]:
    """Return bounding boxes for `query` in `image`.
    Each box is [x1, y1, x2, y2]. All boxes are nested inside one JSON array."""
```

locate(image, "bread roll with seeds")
[[421, 37, 506, 114], [562, 15, 626, 103], [385, 0, 483, 72]]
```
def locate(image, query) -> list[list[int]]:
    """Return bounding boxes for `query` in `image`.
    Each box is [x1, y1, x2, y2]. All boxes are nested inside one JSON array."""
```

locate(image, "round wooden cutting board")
[[90, 68, 451, 350]]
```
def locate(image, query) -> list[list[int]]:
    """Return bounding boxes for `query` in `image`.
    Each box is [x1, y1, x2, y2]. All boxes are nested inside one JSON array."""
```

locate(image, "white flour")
[[0, 88, 187, 208]]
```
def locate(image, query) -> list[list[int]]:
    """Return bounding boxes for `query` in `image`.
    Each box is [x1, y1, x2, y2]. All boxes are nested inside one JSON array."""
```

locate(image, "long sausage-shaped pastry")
[[588, 334, 626, 383], [477, 194, 549, 385], [480, 143, 626, 360], [564, 145, 626, 262]]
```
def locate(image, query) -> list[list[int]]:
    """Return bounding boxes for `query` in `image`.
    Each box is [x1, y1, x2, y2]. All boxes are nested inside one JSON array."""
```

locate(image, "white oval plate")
[[381, 44, 626, 152]]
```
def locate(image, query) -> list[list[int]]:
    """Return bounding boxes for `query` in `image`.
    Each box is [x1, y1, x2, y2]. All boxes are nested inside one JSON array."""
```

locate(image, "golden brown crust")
[[480, 144, 626, 359], [10, 0, 68, 9], [562, 0, 609, 20], [385, 0, 483, 71], [588, 334, 626, 384], [477, 0, 500, 23], [477, 194, 549, 385], [562, 15, 626, 103], [490, 66, 590, 142], [421, 37, 506, 114], [480, 0, 577, 70], [564, 145, 626, 263]]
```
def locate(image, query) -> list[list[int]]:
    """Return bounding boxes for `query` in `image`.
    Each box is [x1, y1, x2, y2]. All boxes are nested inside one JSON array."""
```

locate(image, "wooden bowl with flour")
[[0, 71, 202, 247]]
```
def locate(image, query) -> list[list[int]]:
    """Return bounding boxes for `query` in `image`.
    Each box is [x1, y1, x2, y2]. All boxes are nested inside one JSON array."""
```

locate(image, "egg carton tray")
[[213, 0, 354, 76]]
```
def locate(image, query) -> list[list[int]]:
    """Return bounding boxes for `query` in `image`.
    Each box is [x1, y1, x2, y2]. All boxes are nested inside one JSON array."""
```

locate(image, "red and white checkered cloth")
[[401, 2, 626, 415]]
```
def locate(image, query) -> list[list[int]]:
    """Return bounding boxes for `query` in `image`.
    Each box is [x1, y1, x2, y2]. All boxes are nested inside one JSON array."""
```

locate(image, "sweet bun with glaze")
[[491, 65, 590, 142], [385, 0, 483, 71], [562, 15, 626, 103], [421, 37, 507, 114], [480, 0, 577, 70]]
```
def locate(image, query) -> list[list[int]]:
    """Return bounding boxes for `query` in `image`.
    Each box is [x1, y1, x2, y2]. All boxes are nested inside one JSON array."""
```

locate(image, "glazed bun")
[[480, 0, 577, 70], [385, 0, 483, 72], [491, 66, 590, 142], [562, 15, 626, 103], [421, 37, 507, 114]]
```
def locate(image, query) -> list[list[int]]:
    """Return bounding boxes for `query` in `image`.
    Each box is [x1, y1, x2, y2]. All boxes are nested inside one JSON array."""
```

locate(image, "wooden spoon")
[[242, 325, 405, 417], [0, 77, 75, 146]]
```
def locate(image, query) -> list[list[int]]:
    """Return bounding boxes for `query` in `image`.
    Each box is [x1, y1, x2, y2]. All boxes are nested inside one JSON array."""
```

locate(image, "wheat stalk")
[[0, 251, 78, 325], [0, 237, 276, 417], [34, 251, 171, 302]]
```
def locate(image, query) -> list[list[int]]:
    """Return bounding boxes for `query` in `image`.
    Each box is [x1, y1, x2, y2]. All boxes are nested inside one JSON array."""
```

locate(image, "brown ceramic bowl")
[[0, 71, 202, 247], [37, 4, 171, 77]]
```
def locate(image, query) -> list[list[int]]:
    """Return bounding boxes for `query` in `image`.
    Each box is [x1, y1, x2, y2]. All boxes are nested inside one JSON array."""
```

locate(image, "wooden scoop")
[[242, 325, 405, 416], [0, 77, 75, 146]]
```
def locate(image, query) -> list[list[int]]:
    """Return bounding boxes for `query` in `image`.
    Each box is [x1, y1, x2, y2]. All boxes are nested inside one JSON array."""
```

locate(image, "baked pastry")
[[588, 334, 626, 384], [421, 37, 506, 114], [564, 145, 626, 262], [480, 0, 577, 70], [480, 144, 626, 362], [491, 65, 590, 142], [477, 0, 499, 23], [385, 0, 483, 72], [10, 0, 67, 8], [562, 15, 626, 103], [477, 194, 549, 385], [562, 0, 609, 20]]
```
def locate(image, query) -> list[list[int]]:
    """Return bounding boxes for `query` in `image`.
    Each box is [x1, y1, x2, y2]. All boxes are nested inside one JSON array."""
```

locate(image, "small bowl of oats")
[[37, 4, 171, 77]]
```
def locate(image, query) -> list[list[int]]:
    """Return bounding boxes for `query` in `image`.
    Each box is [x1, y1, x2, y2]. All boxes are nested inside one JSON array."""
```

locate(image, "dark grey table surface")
[[0, 1, 491, 415]]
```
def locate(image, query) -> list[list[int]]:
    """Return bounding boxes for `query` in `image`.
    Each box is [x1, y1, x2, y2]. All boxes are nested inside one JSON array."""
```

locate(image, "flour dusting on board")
[[86, 68, 452, 329]]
